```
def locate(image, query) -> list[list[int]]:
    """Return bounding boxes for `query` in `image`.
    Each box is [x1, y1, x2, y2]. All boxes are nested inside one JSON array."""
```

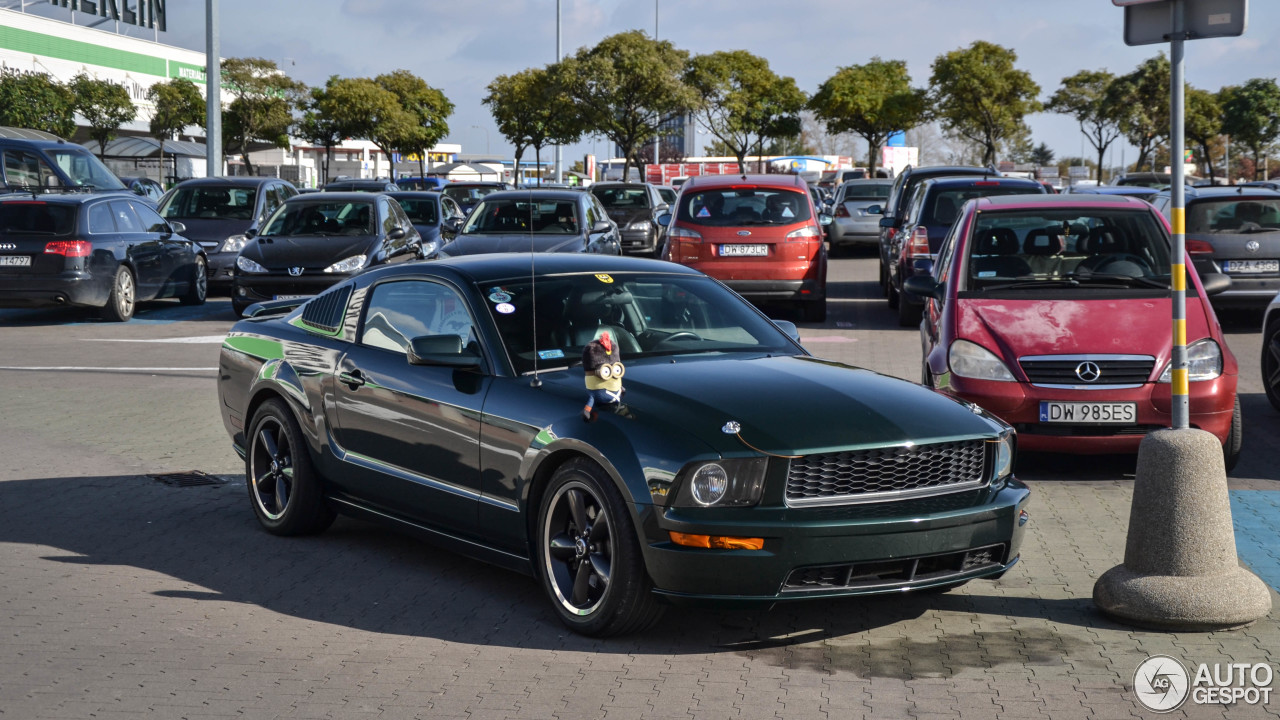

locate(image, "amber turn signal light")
[[669, 532, 764, 550]]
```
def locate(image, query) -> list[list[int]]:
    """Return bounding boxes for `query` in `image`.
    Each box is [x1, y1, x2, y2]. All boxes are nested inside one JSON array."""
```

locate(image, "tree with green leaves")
[[685, 50, 807, 173], [520, 63, 586, 186], [566, 31, 698, 182], [1104, 55, 1170, 172], [0, 68, 76, 137], [319, 77, 414, 179], [809, 58, 927, 175], [1185, 87, 1223, 183], [928, 42, 1041, 167], [69, 74, 137, 162], [1048, 69, 1124, 183], [146, 77, 204, 182], [295, 77, 348, 185], [1221, 78, 1280, 181], [374, 70, 453, 178], [484, 70, 538, 187], [220, 57, 306, 175]]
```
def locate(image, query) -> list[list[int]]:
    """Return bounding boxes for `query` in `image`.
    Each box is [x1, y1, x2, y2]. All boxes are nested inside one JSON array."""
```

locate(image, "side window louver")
[[299, 285, 352, 335]]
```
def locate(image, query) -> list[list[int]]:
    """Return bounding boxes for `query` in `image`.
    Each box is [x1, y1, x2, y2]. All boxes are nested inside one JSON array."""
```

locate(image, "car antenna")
[[528, 189, 542, 388]]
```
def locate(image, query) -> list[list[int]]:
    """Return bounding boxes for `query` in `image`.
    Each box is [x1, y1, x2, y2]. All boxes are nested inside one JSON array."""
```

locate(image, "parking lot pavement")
[[1, 266, 1278, 719]]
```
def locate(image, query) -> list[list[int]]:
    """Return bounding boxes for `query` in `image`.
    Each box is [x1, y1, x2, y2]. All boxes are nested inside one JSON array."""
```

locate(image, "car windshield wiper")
[[977, 278, 1080, 291], [1069, 272, 1169, 289]]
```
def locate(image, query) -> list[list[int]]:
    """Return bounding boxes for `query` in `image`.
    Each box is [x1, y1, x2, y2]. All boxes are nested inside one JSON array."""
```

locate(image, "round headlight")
[[691, 463, 729, 506]]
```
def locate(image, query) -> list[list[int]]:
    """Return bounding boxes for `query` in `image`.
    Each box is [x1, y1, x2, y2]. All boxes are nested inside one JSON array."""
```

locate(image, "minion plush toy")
[[582, 330, 625, 420]]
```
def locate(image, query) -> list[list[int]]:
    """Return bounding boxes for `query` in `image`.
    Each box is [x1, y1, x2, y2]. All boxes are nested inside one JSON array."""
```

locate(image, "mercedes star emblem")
[[1075, 361, 1102, 383]]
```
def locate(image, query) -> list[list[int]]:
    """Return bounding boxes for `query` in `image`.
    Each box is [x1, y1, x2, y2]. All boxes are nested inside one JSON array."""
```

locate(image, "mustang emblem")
[[288, 267, 303, 277], [1075, 361, 1102, 383]]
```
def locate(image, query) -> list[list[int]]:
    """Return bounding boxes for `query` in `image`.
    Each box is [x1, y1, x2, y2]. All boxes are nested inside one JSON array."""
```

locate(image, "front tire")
[[100, 265, 136, 322], [246, 398, 335, 536], [1224, 395, 1242, 473], [536, 458, 664, 637], [1263, 319, 1280, 412], [180, 256, 207, 305]]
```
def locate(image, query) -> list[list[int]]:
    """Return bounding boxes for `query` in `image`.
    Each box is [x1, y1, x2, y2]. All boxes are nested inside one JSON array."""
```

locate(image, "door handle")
[[339, 370, 365, 389]]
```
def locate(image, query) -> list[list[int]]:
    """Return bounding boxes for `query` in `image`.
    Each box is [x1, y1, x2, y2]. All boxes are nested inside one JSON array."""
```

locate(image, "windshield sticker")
[[538, 349, 565, 360], [495, 302, 516, 315], [489, 291, 511, 303], [697, 207, 711, 217], [979, 271, 996, 277], [782, 207, 794, 217], [594, 274, 614, 284]]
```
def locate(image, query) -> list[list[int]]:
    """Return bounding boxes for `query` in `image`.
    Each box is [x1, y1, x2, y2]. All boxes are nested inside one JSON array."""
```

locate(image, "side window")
[[131, 201, 169, 233], [260, 186, 281, 222], [87, 203, 116, 234], [109, 200, 143, 232], [443, 197, 463, 221], [380, 198, 398, 235], [584, 198, 599, 227], [360, 280, 476, 354], [4, 151, 59, 188], [935, 220, 961, 283]]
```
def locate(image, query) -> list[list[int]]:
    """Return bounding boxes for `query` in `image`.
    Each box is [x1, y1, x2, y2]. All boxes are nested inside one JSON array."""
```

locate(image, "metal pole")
[[1170, 0, 1189, 429], [553, 0, 562, 183], [651, 0, 660, 177], [205, 0, 222, 178]]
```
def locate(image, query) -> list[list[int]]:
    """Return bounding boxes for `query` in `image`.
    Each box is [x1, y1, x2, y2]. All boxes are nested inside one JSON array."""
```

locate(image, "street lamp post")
[[471, 125, 490, 155], [554, 0, 562, 183], [205, 0, 221, 178]]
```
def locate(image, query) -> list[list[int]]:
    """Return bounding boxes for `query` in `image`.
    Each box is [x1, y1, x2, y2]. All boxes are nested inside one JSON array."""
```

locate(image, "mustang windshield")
[[262, 201, 374, 237], [484, 272, 800, 374], [964, 209, 1171, 292]]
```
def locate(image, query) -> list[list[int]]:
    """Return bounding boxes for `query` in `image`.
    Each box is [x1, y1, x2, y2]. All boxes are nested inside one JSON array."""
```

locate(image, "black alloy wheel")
[[181, 256, 207, 305], [246, 399, 335, 536], [100, 265, 136, 322], [537, 458, 664, 636], [1263, 319, 1280, 412]]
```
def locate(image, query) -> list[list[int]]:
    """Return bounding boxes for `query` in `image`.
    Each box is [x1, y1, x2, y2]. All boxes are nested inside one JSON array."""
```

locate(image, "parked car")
[[1261, 292, 1280, 411], [438, 189, 620, 257], [907, 194, 1239, 466], [1150, 186, 1280, 308], [442, 182, 514, 216], [871, 165, 997, 296], [655, 186, 678, 205], [658, 173, 830, 322], [322, 179, 401, 192], [887, 176, 1045, 326], [1110, 172, 1175, 188], [157, 177, 297, 291], [386, 190, 466, 260], [0, 126, 132, 197], [589, 182, 668, 256], [826, 179, 893, 254], [1065, 185, 1160, 202], [394, 176, 448, 191], [118, 176, 165, 204], [230, 192, 421, 316], [0, 193, 206, 321], [216, 253, 1029, 636]]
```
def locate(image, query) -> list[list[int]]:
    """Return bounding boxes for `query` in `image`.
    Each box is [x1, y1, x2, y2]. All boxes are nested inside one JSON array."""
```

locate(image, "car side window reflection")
[[87, 202, 115, 234], [108, 200, 143, 233], [360, 280, 476, 355]]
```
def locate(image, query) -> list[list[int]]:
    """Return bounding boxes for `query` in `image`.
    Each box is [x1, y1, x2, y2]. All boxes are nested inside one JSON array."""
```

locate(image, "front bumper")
[[637, 479, 1030, 602], [0, 269, 112, 309], [827, 218, 880, 246], [232, 272, 349, 303], [206, 251, 238, 288], [942, 376, 1236, 453], [720, 278, 824, 302]]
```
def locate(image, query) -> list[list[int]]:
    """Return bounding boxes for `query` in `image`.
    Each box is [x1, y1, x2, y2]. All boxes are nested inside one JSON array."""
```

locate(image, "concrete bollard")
[[1094, 427, 1272, 631]]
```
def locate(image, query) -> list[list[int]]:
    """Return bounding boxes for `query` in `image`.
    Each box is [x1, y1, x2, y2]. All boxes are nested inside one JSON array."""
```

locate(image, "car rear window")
[[841, 183, 891, 200], [395, 197, 439, 225], [922, 185, 1042, 226], [592, 187, 651, 209], [1187, 198, 1280, 234], [0, 202, 75, 235], [677, 187, 811, 227]]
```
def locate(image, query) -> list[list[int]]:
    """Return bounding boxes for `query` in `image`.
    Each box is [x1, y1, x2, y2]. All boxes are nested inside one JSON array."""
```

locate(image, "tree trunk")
[[242, 148, 254, 176], [1200, 142, 1216, 184], [620, 143, 632, 185], [513, 146, 525, 186], [324, 144, 333, 185], [158, 145, 166, 184], [867, 140, 880, 176], [534, 144, 542, 187], [418, 152, 425, 180], [1096, 143, 1108, 185]]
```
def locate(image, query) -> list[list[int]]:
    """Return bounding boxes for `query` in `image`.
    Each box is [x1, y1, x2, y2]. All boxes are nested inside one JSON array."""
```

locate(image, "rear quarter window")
[[0, 203, 76, 235]]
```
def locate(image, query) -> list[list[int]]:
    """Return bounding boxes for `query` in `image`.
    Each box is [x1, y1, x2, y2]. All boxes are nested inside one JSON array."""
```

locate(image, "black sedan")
[[158, 177, 298, 291], [386, 191, 466, 260], [0, 194, 205, 321], [217, 253, 1030, 636], [230, 193, 421, 316], [438, 190, 621, 257]]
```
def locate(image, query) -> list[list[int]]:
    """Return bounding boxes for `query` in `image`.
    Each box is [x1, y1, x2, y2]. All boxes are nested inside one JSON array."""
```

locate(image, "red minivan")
[[659, 174, 828, 322], [907, 194, 1241, 468]]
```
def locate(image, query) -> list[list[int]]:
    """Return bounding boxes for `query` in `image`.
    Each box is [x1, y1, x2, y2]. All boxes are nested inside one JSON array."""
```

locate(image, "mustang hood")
[[167, 217, 251, 250], [958, 297, 1212, 364], [443, 233, 587, 256], [545, 354, 1003, 455], [242, 235, 372, 269]]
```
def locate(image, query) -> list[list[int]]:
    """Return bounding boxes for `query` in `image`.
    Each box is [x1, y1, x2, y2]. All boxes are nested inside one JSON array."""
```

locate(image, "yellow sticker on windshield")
[[595, 274, 614, 284]]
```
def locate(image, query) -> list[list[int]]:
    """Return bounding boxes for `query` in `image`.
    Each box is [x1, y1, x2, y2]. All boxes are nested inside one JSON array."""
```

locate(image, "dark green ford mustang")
[[218, 253, 1030, 636]]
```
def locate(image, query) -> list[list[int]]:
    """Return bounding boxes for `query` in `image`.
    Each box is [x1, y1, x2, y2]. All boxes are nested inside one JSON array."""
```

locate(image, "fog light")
[[1019, 510, 1029, 527], [236, 287, 246, 296], [669, 532, 764, 550]]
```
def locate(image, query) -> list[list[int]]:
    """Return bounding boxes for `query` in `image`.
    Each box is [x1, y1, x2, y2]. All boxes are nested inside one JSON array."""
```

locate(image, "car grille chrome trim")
[[1018, 354, 1155, 385], [784, 439, 989, 507]]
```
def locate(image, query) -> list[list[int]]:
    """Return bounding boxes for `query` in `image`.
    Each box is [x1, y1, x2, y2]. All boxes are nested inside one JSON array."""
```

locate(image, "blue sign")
[[887, 131, 906, 148]]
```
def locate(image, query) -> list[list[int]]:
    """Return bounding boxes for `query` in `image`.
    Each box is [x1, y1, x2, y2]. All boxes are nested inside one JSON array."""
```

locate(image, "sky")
[[17, 0, 1280, 168]]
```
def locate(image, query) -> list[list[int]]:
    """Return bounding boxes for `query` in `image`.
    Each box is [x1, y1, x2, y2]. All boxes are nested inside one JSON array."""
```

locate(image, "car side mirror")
[[865, 204, 883, 215], [245, 227, 258, 239], [388, 227, 407, 241], [168, 221, 186, 235], [1200, 272, 1231, 296], [903, 274, 944, 302], [770, 318, 801, 343], [407, 335, 481, 368], [656, 213, 671, 227], [591, 220, 612, 234]]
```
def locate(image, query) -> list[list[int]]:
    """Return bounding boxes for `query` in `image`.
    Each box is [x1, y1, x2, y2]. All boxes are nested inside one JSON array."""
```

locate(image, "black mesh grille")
[[782, 544, 1008, 591], [1019, 357, 1154, 384], [785, 440, 988, 505], [299, 285, 352, 334]]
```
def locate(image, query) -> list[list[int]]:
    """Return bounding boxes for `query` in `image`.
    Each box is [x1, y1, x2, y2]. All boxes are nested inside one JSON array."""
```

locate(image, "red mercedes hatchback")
[[659, 174, 828, 322], [906, 195, 1241, 467]]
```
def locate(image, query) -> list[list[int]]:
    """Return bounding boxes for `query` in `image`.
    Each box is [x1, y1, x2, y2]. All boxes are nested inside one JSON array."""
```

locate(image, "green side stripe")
[[223, 335, 284, 361], [0, 24, 170, 77]]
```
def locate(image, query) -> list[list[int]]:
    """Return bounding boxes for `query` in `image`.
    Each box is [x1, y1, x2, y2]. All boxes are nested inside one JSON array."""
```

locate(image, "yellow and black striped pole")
[[1170, 0, 1189, 429]]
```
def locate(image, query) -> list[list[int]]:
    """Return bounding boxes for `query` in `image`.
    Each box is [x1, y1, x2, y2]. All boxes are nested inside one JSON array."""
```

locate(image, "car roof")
[[446, 182, 508, 188], [591, 182, 650, 188], [360, 252, 702, 287], [1171, 186, 1280, 200], [286, 192, 380, 203], [480, 189, 584, 201], [840, 178, 892, 186], [174, 176, 278, 188], [0, 191, 127, 205], [972, 194, 1151, 210], [904, 165, 993, 180], [684, 173, 808, 190], [385, 191, 441, 198], [920, 176, 1041, 190]]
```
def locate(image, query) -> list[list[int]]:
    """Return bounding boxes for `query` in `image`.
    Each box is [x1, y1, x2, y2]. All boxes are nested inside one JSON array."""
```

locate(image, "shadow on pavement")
[[0, 472, 1128, 668], [0, 299, 237, 326]]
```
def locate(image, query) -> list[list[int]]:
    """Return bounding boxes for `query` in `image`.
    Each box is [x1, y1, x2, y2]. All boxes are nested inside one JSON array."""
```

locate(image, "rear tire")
[[897, 293, 919, 327], [180, 256, 207, 306], [802, 298, 827, 323], [1224, 395, 1242, 473], [1263, 319, 1280, 412], [100, 265, 136, 322]]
